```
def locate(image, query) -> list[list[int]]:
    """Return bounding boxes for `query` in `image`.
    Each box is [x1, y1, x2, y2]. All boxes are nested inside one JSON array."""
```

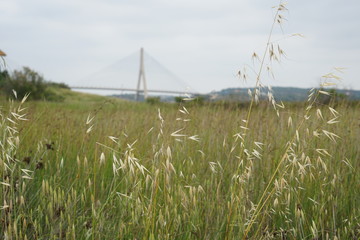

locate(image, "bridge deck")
[[71, 86, 198, 95]]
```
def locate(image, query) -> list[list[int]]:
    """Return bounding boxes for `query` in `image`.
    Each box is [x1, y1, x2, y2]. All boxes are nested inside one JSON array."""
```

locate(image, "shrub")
[[174, 96, 184, 103], [146, 96, 161, 104], [317, 88, 348, 105], [175, 95, 206, 105], [48, 82, 70, 89]]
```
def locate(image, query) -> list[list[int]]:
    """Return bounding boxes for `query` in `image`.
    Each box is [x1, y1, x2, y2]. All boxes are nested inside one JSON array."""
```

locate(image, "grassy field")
[[0, 90, 359, 239]]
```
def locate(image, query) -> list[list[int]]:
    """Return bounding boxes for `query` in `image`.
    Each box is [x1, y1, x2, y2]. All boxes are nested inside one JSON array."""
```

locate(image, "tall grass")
[[1, 1, 360, 239], [0, 97, 358, 239]]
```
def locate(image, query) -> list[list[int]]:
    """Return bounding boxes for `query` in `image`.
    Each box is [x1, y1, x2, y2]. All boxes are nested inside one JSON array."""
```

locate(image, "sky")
[[1, 0, 360, 94]]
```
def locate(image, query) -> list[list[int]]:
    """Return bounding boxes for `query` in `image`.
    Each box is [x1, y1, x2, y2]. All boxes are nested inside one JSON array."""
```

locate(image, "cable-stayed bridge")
[[71, 48, 198, 101]]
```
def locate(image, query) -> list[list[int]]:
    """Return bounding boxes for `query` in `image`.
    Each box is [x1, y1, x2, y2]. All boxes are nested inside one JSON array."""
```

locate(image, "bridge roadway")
[[70, 86, 198, 95]]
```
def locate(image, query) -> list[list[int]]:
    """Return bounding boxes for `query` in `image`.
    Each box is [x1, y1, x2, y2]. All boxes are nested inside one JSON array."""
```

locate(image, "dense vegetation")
[[0, 67, 69, 101], [0, 92, 359, 239], [212, 87, 360, 102]]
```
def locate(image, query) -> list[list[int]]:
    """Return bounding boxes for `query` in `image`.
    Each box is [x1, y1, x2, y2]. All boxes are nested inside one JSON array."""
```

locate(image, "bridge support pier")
[[135, 48, 148, 101]]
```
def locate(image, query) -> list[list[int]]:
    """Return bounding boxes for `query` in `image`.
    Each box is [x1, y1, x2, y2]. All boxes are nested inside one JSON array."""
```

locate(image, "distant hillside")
[[211, 87, 360, 102], [110, 86, 360, 103]]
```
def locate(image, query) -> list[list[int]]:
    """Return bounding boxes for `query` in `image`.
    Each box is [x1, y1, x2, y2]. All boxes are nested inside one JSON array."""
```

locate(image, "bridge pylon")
[[135, 48, 148, 101]]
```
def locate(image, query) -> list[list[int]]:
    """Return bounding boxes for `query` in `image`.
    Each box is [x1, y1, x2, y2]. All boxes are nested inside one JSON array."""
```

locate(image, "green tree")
[[1, 67, 67, 101], [7, 67, 47, 100], [0, 70, 9, 89]]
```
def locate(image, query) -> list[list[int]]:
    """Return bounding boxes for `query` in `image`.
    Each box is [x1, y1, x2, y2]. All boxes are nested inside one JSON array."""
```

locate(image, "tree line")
[[0, 67, 69, 101]]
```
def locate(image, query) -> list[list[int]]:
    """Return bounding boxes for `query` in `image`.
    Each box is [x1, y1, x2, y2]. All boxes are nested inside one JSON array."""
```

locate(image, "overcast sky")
[[1, 0, 360, 93]]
